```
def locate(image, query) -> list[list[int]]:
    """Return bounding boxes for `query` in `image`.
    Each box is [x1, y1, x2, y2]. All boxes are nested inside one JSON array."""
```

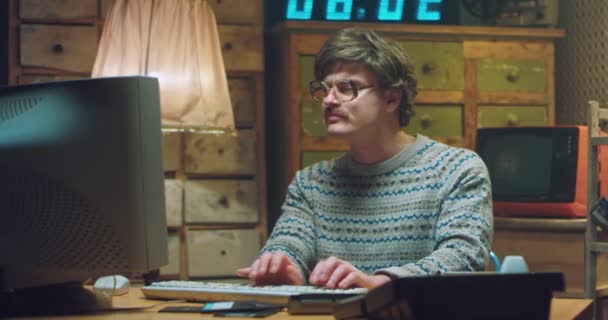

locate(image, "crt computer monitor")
[[0, 76, 168, 294], [476, 126, 608, 218]]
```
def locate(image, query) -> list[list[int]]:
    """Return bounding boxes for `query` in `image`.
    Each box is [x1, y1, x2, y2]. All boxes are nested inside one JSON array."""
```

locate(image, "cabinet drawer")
[[184, 179, 258, 224], [228, 76, 256, 127], [301, 100, 325, 137], [187, 229, 260, 277], [162, 130, 182, 172], [400, 41, 464, 91], [18, 74, 84, 84], [219, 26, 262, 72], [299, 55, 316, 87], [208, 0, 259, 24], [160, 232, 181, 276], [19, 0, 98, 19], [477, 59, 546, 93], [184, 129, 256, 175], [405, 105, 463, 138], [20, 24, 99, 73], [302, 151, 344, 168], [101, 0, 115, 17], [165, 179, 184, 228], [478, 106, 547, 127]]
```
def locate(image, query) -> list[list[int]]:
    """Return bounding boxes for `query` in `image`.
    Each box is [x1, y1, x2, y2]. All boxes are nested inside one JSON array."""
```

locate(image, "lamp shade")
[[92, 0, 235, 129]]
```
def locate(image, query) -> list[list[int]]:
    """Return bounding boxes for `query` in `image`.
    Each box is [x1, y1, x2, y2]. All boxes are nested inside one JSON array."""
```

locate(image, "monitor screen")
[[0, 76, 168, 294], [480, 134, 553, 198], [476, 127, 579, 203]]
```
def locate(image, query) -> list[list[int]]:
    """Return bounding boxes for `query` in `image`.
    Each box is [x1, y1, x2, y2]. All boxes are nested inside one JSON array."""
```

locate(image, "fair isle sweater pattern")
[[261, 135, 493, 279]]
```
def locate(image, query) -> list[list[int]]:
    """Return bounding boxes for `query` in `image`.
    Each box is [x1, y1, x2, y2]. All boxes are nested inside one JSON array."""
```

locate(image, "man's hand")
[[309, 256, 391, 289], [236, 252, 304, 286]]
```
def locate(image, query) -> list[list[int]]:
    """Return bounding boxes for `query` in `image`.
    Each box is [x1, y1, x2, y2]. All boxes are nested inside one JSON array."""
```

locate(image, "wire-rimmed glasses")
[[309, 79, 375, 103]]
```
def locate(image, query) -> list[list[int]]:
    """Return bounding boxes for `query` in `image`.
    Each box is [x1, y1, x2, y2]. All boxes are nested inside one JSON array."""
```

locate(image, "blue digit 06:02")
[[417, 0, 442, 21], [325, 0, 407, 21], [286, 0, 314, 20], [377, 0, 405, 21], [326, 0, 354, 20], [285, 0, 442, 22]]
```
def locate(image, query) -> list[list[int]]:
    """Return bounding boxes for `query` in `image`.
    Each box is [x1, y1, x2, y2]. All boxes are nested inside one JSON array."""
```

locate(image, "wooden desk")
[[6, 288, 593, 320], [550, 298, 593, 320]]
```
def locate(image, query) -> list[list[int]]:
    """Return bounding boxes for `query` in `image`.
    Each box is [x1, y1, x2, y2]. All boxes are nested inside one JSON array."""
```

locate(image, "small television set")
[[0, 76, 168, 314], [476, 126, 608, 218]]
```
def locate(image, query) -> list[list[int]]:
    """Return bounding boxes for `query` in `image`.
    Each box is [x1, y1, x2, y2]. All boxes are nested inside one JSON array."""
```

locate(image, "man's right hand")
[[236, 252, 304, 285]]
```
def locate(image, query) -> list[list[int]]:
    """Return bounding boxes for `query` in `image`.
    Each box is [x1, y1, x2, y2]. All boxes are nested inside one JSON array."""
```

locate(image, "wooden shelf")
[[495, 217, 587, 232]]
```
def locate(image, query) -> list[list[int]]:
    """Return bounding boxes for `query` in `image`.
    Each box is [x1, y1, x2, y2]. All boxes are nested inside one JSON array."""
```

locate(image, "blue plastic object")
[[490, 251, 501, 272]]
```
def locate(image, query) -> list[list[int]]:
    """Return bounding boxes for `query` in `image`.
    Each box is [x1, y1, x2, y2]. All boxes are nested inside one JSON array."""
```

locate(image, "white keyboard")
[[141, 281, 368, 305]]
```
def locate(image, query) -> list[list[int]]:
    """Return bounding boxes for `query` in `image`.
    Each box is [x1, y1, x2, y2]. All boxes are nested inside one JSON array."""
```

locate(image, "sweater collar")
[[336, 135, 430, 176]]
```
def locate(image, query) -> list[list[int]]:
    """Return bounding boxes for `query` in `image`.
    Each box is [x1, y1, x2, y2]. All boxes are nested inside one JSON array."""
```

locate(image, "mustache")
[[323, 107, 347, 118]]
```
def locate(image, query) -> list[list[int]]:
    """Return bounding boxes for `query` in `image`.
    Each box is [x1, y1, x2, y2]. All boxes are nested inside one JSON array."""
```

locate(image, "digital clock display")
[[273, 0, 458, 24]]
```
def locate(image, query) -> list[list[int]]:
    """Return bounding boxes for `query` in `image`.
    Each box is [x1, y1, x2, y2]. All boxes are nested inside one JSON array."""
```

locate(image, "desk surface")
[[7, 287, 593, 320]]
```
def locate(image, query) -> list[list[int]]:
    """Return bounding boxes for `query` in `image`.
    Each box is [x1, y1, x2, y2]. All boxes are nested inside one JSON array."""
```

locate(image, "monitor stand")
[[0, 282, 109, 317]]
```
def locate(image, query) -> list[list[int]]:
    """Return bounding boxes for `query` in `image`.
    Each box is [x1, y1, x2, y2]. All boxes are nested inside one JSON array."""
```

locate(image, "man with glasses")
[[238, 28, 493, 289]]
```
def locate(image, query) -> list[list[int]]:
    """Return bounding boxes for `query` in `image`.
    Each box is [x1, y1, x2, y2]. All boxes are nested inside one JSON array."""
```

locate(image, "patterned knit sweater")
[[261, 135, 493, 280]]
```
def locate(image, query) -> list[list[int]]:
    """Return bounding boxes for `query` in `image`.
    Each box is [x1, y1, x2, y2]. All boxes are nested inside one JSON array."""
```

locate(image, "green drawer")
[[405, 105, 463, 137], [301, 100, 326, 136], [478, 106, 547, 128], [302, 151, 344, 168], [299, 55, 316, 87], [477, 59, 546, 93], [400, 41, 464, 91], [300, 55, 326, 137]]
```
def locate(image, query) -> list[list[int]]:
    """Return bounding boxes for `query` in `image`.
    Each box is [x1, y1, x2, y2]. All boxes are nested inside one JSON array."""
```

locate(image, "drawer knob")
[[223, 42, 233, 51], [506, 72, 519, 83], [420, 114, 432, 129], [218, 195, 229, 207], [421, 63, 434, 75], [506, 114, 519, 126], [51, 43, 64, 54]]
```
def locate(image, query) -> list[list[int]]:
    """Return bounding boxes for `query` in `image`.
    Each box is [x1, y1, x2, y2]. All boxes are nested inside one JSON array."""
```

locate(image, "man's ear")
[[385, 89, 402, 113]]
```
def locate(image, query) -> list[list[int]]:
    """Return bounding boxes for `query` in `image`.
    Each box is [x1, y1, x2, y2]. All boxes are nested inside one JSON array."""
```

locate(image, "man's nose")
[[323, 87, 341, 105]]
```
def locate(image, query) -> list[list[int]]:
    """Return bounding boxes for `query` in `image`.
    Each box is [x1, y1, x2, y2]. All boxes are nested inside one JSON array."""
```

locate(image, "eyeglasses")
[[309, 79, 375, 103]]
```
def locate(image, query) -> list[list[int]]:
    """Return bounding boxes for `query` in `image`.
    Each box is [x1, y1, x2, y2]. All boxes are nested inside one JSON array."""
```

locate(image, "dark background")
[[0, 2, 8, 86]]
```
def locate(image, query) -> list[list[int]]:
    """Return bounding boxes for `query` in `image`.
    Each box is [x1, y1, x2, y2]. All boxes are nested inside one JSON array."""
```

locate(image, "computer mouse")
[[93, 275, 130, 296]]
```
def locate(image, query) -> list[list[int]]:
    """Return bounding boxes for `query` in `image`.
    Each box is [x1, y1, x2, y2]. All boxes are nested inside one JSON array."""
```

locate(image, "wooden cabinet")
[[403, 41, 464, 91], [493, 217, 608, 298], [19, 24, 99, 72], [267, 21, 564, 226], [186, 229, 260, 278], [8, 0, 266, 281], [8, 0, 104, 84]]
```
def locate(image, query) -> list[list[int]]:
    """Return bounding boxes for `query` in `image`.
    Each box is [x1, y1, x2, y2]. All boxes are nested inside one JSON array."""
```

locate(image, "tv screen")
[[476, 126, 586, 218], [480, 133, 557, 200], [0, 76, 168, 313]]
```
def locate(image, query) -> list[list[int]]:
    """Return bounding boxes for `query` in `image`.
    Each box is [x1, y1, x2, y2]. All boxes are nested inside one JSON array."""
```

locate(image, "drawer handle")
[[52, 43, 64, 54], [420, 114, 432, 129], [506, 114, 519, 126], [506, 72, 519, 83], [218, 195, 229, 207], [223, 42, 233, 51], [421, 63, 434, 75]]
